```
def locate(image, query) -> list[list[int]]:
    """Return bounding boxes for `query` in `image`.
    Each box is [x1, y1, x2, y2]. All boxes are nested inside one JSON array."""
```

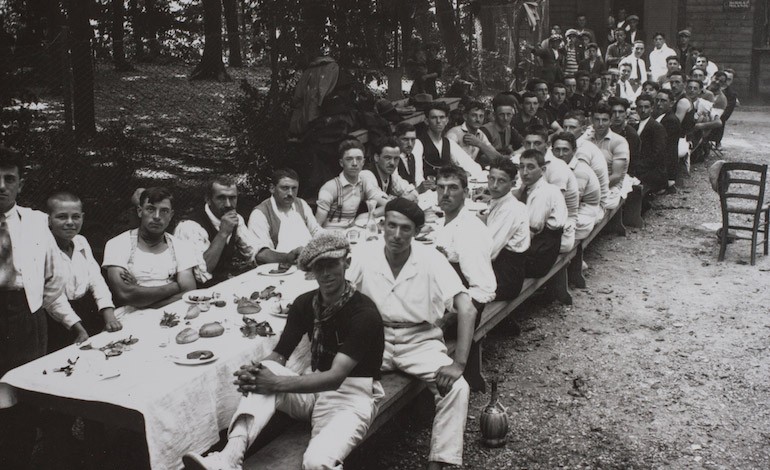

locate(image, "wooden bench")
[[237, 200, 626, 469]]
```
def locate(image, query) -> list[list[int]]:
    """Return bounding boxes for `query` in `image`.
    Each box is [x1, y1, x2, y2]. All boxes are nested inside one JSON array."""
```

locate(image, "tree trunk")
[[222, 0, 242, 67], [435, 0, 468, 72], [129, 0, 144, 60], [67, 0, 96, 138], [145, 0, 161, 60], [480, 1, 496, 51], [299, 0, 327, 67], [190, 0, 230, 81], [413, 0, 432, 42], [112, 0, 134, 70], [397, 0, 415, 65]]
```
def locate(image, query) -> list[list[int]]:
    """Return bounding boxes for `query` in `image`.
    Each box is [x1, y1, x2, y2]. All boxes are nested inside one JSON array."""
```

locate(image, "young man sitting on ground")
[[482, 158, 530, 300], [102, 187, 201, 318], [248, 168, 324, 265], [183, 232, 385, 470], [515, 149, 568, 278]]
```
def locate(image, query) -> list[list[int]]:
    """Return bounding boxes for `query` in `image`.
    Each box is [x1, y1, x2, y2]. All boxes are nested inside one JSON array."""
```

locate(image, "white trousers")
[[559, 219, 576, 253], [575, 203, 603, 241], [229, 361, 384, 470], [382, 324, 470, 466]]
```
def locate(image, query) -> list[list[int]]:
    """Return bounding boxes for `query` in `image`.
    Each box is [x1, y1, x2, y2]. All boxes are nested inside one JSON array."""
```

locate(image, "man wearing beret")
[[348, 197, 478, 469], [183, 232, 385, 470]]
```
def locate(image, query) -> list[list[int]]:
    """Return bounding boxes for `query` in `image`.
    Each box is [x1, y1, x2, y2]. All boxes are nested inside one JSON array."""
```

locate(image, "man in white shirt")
[[445, 100, 501, 165], [103, 187, 200, 318], [360, 137, 419, 201], [483, 158, 530, 300], [45, 192, 116, 352], [563, 111, 611, 209], [315, 139, 389, 230], [616, 62, 641, 102], [418, 102, 483, 182], [0, 146, 75, 469], [248, 168, 324, 265], [175, 177, 260, 286], [348, 197, 477, 469], [552, 133, 603, 240], [648, 32, 677, 82], [585, 103, 631, 209], [433, 165, 496, 306], [515, 149, 568, 278], [620, 40, 648, 84]]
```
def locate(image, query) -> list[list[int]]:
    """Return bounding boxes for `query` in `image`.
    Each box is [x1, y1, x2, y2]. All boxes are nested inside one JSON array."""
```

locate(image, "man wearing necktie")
[[395, 121, 435, 193], [621, 40, 648, 85], [0, 146, 73, 469]]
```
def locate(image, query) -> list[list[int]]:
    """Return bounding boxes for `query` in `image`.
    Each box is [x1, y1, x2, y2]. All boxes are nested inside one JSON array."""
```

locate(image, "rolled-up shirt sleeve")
[[447, 139, 483, 179]]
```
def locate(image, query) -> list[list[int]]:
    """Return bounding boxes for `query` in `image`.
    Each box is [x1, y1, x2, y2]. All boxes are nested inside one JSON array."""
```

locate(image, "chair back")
[[718, 162, 768, 219]]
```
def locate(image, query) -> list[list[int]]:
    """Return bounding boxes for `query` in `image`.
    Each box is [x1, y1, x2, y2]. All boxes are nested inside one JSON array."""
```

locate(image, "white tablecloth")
[[0, 269, 317, 470]]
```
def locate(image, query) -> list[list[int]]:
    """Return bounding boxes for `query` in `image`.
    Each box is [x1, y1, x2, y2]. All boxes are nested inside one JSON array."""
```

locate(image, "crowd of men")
[[0, 16, 741, 470]]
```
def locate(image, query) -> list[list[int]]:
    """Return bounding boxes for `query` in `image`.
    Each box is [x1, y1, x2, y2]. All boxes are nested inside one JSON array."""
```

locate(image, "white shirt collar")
[[2, 204, 18, 219]]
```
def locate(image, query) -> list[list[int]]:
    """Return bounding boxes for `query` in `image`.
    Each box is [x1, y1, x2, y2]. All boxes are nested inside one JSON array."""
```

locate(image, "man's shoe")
[[182, 451, 242, 470], [664, 185, 677, 195]]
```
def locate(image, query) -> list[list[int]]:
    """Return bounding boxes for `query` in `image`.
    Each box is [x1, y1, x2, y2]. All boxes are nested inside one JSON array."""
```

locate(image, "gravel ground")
[[347, 108, 770, 469]]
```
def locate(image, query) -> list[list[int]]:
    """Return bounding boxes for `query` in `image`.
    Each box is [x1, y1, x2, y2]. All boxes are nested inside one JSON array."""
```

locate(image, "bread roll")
[[199, 322, 224, 338], [176, 327, 199, 344]]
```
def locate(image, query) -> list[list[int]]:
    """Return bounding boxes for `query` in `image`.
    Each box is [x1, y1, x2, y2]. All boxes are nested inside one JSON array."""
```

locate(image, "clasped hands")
[[233, 362, 282, 396]]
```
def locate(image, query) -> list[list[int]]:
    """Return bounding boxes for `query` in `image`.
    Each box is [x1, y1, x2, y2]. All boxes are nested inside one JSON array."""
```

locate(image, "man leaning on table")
[[248, 167, 324, 266], [103, 187, 201, 318], [183, 232, 385, 470], [347, 197, 477, 469], [174, 176, 260, 287], [0, 146, 82, 469], [45, 191, 121, 353]]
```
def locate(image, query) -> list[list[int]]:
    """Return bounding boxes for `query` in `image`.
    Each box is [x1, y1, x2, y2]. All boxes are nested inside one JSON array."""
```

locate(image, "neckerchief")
[[310, 281, 355, 371]]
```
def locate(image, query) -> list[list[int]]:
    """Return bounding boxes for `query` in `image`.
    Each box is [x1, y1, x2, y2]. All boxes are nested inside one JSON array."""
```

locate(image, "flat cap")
[[627, 14, 640, 21], [297, 232, 350, 271], [565, 29, 578, 37], [678, 29, 691, 37]]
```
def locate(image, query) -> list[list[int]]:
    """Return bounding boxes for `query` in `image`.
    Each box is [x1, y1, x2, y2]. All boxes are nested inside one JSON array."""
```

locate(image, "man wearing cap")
[[360, 137, 419, 201], [626, 15, 643, 44], [579, 42, 604, 74], [348, 197, 477, 469], [575, 14, 595, 43], [677, 30, 693, 72], [445, 100, 502, 165], [183, 232, 385, 470], [563, 29, 582, 78]]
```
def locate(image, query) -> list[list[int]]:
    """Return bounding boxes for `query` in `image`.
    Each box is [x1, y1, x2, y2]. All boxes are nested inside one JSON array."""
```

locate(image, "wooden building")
[[546, 0, 770, 97]]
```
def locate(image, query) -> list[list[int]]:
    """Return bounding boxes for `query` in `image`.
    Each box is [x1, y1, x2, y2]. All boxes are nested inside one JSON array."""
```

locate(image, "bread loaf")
[[176, 327, 199, 344], [199, 322, 224, 338]]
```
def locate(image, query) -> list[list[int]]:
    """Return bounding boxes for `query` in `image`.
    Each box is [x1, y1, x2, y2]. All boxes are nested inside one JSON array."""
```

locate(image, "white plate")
[[255, 263, 297, 276], [270, 311, 289, 319], [183, 289, 215, 304], [172, 353, 218, 366]]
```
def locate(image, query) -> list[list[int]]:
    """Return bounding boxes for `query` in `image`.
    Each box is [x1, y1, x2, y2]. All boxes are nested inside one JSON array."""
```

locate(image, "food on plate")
[[236, 297, 262, 314], [240, 318, 276, 338], [269, 262, 292, 274], [259, 286, 276, 299], [186, 350, 214, 360], [212, 299, 226, 307], [265, 299, 283, 316], [176, 327, 200, 344], [199, 322, 224, 338], [160, 311, 180, 328], [81, 335, 139, 358], [249, 291, 260, 300], [188, 294, 212, 302], [185, 305, 201, 320]]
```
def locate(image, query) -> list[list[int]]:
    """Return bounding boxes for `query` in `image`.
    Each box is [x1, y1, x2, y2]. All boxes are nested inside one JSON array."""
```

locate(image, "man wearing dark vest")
[[417, 101, 483, 182], [361, 137, 419, 202], [248, 168, 323, 265], [174, 177, 260, 287]]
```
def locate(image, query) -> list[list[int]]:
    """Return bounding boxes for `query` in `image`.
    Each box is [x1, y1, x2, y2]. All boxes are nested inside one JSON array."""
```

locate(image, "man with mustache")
[[445, 100, 501, 165], [360, 137, 418, 201], [175, 176, 260, 286], [248, 168, 324, 265]]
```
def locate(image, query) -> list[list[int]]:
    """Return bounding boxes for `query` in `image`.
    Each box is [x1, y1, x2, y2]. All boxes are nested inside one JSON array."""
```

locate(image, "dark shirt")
[[613, 124, 641, 165], [544, 101, 569, 125], [568, 93, 588, 114], [274, 290, 384, 380], [512, 112, 547, 135]]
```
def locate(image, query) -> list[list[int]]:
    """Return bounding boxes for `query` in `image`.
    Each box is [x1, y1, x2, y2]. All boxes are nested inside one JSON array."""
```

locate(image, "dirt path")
[[350, 109, 770, 469]]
